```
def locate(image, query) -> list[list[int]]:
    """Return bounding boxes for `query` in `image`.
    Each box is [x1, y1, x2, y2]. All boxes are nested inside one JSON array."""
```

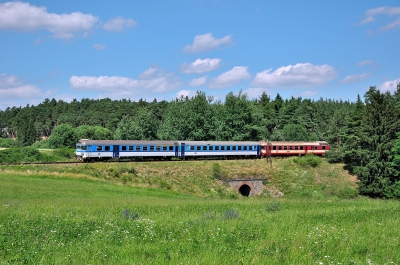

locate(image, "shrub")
[[0, 138, 21, 148], [53, 148, 75, 159], [31, 139, 51, 149], [0, 147, 43, 163], [293, 153, 322, 168], [338, 184, 358, 199]]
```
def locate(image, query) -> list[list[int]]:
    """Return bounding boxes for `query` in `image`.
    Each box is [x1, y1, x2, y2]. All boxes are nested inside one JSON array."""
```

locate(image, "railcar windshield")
[[76, 144, 87, 151]]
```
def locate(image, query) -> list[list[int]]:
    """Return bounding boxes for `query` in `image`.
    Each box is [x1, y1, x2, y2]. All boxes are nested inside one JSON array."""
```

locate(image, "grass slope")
[[1, 158, 398, 264]]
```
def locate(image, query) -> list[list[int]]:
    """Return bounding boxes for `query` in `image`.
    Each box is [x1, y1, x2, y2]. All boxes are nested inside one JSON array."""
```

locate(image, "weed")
[[123, 209, 139, 219], [266, 201, 281, 212], [224, 209, 240, 220]]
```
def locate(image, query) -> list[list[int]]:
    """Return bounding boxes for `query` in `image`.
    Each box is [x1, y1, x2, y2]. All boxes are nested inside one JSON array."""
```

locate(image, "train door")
[[180, 143, 185, 159], [174, 145, 179, 158], [113, 145, 120, 158]]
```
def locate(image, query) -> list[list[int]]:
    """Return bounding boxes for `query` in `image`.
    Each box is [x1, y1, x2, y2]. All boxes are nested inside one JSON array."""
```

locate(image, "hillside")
[[0, 157, 358, 199]]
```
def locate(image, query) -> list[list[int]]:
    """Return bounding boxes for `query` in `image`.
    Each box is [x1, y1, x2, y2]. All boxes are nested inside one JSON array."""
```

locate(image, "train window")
[[195, 146, 200, 151], [149, 146, 155, 151], [121, 146, 126, 151], [227, 146, 231, 151], [278, 146, 282, 150], [232, 146, 237, 151], [128, 146, 133, 151], [314, 146, 318, 150], [202, 146, 207, 151], [156, 146, 161, 151], [300, 146, 304, 150], [81, 146, 87, 150], [295, 146, 298, 150], [322, 146, 326, 150], [143, 146, 148, 151], [273, 146, 276, 150], [289, 146, 293, 150], [284, 146, 287, 150], [97, 146, 102, 151], [105, 146, 110, 151]]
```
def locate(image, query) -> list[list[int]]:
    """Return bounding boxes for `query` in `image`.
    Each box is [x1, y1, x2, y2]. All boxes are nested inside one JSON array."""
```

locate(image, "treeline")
[[1, 87, 400, 198]]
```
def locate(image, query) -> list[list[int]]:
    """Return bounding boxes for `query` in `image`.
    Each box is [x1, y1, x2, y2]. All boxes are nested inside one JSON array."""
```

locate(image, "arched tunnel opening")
[[238, 184, 251, 197]]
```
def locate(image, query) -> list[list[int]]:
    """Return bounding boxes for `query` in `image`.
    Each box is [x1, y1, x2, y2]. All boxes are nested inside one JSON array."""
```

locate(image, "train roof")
[[259, 141, 329, 146], [77, 140, 179, 146], [179, 141, 260, 146]]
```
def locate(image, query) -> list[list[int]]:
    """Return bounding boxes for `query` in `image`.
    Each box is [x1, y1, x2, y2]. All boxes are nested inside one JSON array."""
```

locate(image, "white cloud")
[[0, 2, 99, 39], [341, 73, 370, 84], [242, 87, 273, 99], [180, 58, 221, 74], [358, 6, 400, 31], [176, 90, 197, 99], [0, 74, 42, 99], [379, 78, 400, 93], [93, 44, 107, 50], [103, 16, 137, 32], [189, 76, 208, 87], [208, 66, 251, 89], [357, 60, 373, 66], [183, 33, 233, 53], [70, 67, 182, 95], [252, 63, 336, 88], [300, 90, 319, 97]]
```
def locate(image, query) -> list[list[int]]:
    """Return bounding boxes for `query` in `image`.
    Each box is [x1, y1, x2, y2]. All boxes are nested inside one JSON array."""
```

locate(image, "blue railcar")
[[76, 140, 179, 161]]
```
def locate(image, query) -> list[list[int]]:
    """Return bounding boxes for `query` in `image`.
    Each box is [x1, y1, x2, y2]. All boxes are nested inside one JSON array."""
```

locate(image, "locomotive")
[[75, 139, 330, 161]]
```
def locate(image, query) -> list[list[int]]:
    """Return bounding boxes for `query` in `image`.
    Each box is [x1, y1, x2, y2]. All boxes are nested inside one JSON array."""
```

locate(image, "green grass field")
[[1, 159, 399, 264]]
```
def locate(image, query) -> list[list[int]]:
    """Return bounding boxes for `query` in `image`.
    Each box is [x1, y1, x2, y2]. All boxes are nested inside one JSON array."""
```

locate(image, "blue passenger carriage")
[[180, 141, 261, 159], [76, 139, 179, 161]]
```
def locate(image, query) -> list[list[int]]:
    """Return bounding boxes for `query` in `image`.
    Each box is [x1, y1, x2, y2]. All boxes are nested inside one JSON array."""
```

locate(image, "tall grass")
[[1, 172, 399, 264]]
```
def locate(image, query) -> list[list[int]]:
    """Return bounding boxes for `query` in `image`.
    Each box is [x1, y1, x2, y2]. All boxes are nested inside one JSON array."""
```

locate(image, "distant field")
[[0, 160, 399, 264]]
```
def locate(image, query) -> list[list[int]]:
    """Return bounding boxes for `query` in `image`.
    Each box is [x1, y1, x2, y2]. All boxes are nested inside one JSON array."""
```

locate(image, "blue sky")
[[1, 0, 400, 110]]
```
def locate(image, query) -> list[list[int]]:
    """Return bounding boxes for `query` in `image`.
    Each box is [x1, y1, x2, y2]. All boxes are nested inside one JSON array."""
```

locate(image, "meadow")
[[0, 158, 399, 264]]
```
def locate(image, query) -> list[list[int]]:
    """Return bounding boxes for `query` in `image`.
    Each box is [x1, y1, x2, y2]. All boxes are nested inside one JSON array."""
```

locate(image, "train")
[[75, 139, 330, 161]]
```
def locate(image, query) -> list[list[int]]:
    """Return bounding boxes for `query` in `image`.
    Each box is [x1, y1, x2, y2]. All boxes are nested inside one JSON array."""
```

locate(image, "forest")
[[1, 85, 400, 199]]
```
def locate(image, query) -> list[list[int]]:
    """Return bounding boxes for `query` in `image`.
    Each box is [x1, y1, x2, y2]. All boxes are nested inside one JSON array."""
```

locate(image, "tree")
[[48, 124, 78, 148], [114, 107, 159, 140], [16, 110, 36, 146], [280, 124, 308, 141], [355, 87, 399, 197]]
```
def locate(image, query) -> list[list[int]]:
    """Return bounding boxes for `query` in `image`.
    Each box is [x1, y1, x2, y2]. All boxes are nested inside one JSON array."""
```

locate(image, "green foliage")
[[280, 124, 308, 141], [337, 183, 359, 199], [355, 87, 399, 198], [325, 148, 344, 163], [31, 139, 51, 149], [16, 111, 36, 146], [0, 147, 43, 163], [293, 154, 322, 168], [114, 108, 159, 140], [48, 124, 78, 148], [0, 138, 21, 148], [53, 148, 75, 159]]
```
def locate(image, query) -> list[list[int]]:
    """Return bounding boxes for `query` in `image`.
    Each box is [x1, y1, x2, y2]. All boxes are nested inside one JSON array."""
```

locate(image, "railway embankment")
[[0, 156, 357, 199]]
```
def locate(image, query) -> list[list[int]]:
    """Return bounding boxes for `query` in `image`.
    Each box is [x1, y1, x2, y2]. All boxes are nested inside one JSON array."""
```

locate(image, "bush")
[[53, 148, 75, 159], [0, 138, 21, 148], [293, 153, 322, 168], [0, 147, 43, 163], [338, 184, 358, 199], [31, 139, 51, 149]]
